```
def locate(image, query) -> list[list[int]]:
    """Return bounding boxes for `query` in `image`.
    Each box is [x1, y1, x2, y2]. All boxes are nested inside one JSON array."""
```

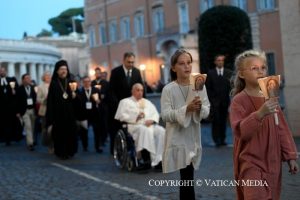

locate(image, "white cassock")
[[115, 96, 165, 166]]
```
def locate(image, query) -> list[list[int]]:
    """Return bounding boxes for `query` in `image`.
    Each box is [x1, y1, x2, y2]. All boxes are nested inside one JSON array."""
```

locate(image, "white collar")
[[123, 65, 132, 74]]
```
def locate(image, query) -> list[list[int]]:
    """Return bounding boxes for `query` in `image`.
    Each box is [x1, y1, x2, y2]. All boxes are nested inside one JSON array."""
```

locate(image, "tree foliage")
[[36, 29, 53, 37], [198, 5, 253, 73], [48, 7, 84, 36]]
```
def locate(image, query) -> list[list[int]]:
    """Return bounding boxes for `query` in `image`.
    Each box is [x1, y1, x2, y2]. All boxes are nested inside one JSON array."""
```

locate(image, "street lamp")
[[139, 64, 146, 81], [160, 64, 166, 84]]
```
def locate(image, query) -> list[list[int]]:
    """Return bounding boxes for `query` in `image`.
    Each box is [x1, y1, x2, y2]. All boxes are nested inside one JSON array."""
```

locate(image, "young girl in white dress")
[[161, 49, 210, 200]]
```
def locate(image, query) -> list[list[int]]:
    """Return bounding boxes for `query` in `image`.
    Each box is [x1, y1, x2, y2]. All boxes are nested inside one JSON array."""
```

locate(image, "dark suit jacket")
[[0, 77, 19, 117], [205, 68, 232, 106], [91, 79, 110, 105], [76, 87, 101, 122], [109, 65, 143, 105], [16, 85, 37, 116], [0, 77, 18, 98], [0, 77, 19, 113]]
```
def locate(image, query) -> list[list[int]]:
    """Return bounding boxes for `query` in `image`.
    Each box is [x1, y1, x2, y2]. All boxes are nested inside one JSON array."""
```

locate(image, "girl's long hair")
[[231, 50, 267, 96]]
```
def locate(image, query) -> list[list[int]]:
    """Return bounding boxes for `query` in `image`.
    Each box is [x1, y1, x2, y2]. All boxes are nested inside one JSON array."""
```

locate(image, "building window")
[[200, 0, 214, 13], [257, 0, 275, 11], [134, 12, 144, 37], [120, 17, 131, 40], [266, 52, 276, 75], [109, 20, 118, 43], [99, 23, 107, 45], [178, 1, 190, 34], [152, 6, 164, 33], [88, 26, 96, 47], [231, 0, 247, 11]]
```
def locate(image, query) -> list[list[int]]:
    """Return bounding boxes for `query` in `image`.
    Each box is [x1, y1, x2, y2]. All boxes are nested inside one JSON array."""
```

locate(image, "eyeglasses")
[[244, 65, 268, 72]]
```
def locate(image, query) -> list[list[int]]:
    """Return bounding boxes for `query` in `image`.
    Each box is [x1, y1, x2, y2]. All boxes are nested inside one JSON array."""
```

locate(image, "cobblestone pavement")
[[0, 124, 299, 200]]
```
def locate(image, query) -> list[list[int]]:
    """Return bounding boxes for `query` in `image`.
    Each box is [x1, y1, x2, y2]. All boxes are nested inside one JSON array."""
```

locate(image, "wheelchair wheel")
[[127, 157, 135, 172], [113, 129, 128, 169]]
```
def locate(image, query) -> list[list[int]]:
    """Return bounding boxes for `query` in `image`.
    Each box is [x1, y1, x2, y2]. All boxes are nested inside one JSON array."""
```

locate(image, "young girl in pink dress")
[[230, 50, 298, 200]]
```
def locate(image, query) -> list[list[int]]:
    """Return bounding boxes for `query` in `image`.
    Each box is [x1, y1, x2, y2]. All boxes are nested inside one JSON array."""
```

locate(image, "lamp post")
[[139, 64, 146, 81], [160, 64, 165, 84]]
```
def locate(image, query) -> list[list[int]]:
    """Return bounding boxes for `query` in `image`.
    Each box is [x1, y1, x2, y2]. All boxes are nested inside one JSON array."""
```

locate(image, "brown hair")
[[170, 49, 193, 81], [231, 50, 267, 96]]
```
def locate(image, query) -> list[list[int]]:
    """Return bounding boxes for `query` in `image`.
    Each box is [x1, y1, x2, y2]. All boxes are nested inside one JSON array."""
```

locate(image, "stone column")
[[38, 63, 44, 84], [29, 63, 37, 83], [45, 64, 50, 72], [43, 64, 47, 74], [7, 62, 15, 77], [50, 65, 54, 74], [19, 62, 27, 78]]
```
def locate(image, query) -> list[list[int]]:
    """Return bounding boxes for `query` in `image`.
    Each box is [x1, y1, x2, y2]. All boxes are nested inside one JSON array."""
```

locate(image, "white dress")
[[160, 81, 210, 173], [115, 96, 165, 166]]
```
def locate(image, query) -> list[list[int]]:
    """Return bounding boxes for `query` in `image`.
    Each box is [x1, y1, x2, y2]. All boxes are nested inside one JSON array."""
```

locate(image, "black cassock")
[[0, 77, 22, 144], [46, 78, 78, 159]]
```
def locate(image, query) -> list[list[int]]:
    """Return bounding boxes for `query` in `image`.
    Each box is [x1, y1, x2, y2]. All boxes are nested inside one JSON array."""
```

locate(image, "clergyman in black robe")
[[0, 67, 21, 145], [46, 60, 78, 159]]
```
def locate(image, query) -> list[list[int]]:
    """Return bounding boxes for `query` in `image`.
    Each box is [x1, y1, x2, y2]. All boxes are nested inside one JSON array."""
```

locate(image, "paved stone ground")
[[0, 124, 299, 200]]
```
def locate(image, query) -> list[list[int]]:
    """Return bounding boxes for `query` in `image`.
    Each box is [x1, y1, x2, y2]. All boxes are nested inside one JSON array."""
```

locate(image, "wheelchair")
[[113, 122, 151, 172]]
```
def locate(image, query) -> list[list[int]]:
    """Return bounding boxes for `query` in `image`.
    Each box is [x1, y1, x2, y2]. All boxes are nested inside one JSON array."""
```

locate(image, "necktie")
[[25, 86, 31, 96], [86, 89, 90, 99], [127, 70, 131, 84], [219, 69, 222, 76]]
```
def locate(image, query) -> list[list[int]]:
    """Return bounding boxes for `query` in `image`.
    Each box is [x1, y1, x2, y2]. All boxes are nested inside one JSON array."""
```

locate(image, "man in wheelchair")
[[115, 83, 165, 170]]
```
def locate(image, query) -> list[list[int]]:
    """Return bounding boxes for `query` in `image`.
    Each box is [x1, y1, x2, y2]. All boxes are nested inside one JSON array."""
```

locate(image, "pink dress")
[[230, 91, 298, 200]]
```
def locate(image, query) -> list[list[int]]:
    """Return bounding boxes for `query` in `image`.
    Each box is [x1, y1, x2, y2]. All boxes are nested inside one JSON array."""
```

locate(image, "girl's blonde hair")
[[231, 49, 267, 96]]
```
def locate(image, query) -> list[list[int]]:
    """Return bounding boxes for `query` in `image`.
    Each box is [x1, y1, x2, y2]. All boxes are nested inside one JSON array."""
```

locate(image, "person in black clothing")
[[91, 68, 109, 148], [0, 67, 20, 145], [46, 60, 78, 159], [109, 52, 143, 154], [16, 74, 37, 151], [205, 55, 233, 147], [77, 76, 102, 153]]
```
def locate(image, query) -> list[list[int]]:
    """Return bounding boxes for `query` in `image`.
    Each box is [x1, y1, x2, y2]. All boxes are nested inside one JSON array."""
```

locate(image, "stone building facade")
[[84, 0, 283, 85], [0, 39, 61, 84]]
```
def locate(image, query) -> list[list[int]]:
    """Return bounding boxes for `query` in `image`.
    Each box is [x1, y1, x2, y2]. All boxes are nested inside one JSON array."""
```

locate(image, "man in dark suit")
[[91, 68, 109, 148], [0, 67, 19, 145], [77, 76, 102, 153], [109, 52, 143, 154], [206, 55, 232, 147], [16, 73, 37, 151]]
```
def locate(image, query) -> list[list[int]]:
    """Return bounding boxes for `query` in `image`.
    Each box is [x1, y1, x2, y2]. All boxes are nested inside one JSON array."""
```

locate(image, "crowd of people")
[[0, 49, 298, 200], [0, 52, 164, 163]]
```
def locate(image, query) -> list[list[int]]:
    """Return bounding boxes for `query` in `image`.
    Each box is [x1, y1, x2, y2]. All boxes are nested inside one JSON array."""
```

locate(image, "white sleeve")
[[114, 99, 138, 123], [161, 87, 191, 128]]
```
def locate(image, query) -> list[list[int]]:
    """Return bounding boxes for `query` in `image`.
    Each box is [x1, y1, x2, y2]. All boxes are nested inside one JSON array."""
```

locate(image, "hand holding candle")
[[9, 81, 15, 89], [69, 82, 77, 92], [92, 93, 100, 104], [258, 75, 280, 125], [94, 84, 102, 90], [190, 73, 207, 96], [9, 81, 16, 94]]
